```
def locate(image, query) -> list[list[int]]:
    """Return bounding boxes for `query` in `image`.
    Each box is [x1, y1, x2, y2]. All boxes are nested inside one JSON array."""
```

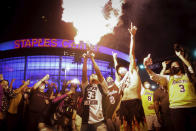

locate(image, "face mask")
[[145, 84, 150, 89], [24, 93, 29, 99], [90, 75, 98, 83], [40, 85, 45, 90], [171, 67, 181, 75], [118, 68, 127, 76], [107, 77, 114, 86], [70, 87, 76, 93], [2, 85, 8, 89], [107, 81, 114, 87]]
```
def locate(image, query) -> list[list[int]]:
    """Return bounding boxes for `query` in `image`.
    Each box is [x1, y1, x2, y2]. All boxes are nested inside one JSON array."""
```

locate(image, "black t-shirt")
[[153, 87, 170, 114], [53, 95, 75, 124], [105, 84, 121, 119], [28, 89, 48, 113]]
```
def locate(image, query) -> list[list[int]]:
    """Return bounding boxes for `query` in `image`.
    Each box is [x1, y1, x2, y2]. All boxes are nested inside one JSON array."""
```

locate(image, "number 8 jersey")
[[168, 74, 196, 108], [141, 89, 155, 115]]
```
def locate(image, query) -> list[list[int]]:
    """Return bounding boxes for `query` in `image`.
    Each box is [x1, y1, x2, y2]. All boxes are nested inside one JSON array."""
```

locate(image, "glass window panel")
[[0, 57, 25, 89], [0, 55, 116, 89]]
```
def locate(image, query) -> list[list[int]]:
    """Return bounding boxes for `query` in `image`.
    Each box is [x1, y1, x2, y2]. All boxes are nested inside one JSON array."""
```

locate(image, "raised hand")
[[128, 22, 137, 36], [90, 53, 95, 59], [66, 80, 72, 85], [162, 60, 170, 69], [44, 80, 49, 85], [83, 53, 87, 59], [162, 61, 167, 69], [0, 74, 3, 80], [24, 80, 30, 86], [67, 88, 75, 95], [143, 54, 153, 67], [175, 50, 183, 57], [11, 79, 16, 82], [112, 51, 117, 59], [42, 74, 50, 82], [49, 92, 55, 100]]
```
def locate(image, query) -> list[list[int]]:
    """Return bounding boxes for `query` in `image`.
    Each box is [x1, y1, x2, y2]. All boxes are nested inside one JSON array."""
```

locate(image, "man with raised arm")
[[7, 80, 30, 131], [100, 52, 123, 131], [26, 74, 50, 131], [143, 47, 196, 131], [153, 61, 173, 131], [116, 23, 145, 130], [80, 53, 108, 131]]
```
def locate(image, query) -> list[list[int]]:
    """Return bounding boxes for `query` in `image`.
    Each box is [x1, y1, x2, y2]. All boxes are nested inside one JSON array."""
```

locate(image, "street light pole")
[[64, 67, 70, 81], [64, 69, 66, 81]]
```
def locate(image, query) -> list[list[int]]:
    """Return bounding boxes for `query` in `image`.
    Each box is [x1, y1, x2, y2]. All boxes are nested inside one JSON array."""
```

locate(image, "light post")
[[64, 67, 70, 81]]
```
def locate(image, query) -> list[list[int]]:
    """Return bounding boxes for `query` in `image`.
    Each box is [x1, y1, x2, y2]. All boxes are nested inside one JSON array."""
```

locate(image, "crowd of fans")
[[0, 74, 84, 131], [0, 23, 196, 131]]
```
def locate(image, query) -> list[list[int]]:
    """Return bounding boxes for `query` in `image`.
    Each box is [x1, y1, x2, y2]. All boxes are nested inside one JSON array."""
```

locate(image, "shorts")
[[81, 121, 107, 131], [118, 99, 145, 127], [170, 107, 196, 131], [106, 117, 121, 131], [145, 114, 161, 130]]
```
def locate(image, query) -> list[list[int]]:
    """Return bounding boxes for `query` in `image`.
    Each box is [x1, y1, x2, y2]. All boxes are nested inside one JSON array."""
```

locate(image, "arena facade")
[[0, 38, 129, 91]]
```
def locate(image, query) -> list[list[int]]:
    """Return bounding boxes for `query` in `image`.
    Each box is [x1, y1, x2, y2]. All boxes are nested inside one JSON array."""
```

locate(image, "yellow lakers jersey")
[[168, 74, 196, 108], [141, 89, 155, 115]]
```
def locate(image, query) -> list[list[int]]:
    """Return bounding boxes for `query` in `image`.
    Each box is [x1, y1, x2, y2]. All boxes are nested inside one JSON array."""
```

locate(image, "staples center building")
[[0, 38, 129, 90]]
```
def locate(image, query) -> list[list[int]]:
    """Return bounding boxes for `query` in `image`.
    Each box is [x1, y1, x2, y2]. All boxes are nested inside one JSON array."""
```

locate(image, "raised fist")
[[143, 54, 153, 67], [162, 61, 170, 69], [128, 22, 137, 36], [112, 52, 117, 59], [83, 53, 87, 58], [90, 53, 95, 59], [24, 80, 30, 86], [175, 50, 183, 57]]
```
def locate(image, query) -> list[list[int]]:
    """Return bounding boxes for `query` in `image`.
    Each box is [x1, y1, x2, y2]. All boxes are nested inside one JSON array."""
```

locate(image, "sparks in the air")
[[62, 0, 123, 45]]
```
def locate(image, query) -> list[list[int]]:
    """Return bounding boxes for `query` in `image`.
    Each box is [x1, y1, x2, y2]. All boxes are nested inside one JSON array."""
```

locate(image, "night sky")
[[0, 0, 196, 63]]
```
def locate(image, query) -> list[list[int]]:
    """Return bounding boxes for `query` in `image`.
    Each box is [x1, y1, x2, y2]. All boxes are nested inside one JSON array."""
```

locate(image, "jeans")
[[81, 121, 107, 131], [170, 107, 196, 131]]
